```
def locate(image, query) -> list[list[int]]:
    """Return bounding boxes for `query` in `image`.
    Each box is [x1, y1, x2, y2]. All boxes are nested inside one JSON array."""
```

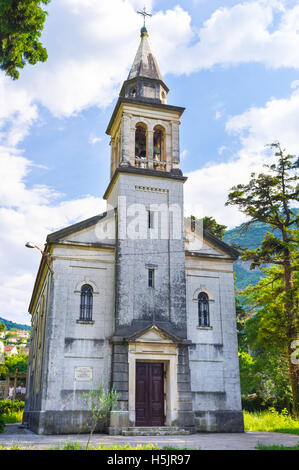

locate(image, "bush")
[[242, 394, 267, 412], [0, 400, 24, 416], [242, 393, 292, 413], [2, 410, 23, 424], [244, 409, 299, 435], [0, 417, 5, 433]]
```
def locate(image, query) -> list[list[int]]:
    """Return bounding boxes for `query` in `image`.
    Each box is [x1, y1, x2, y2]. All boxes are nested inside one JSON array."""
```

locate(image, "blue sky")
[[1, 0, 299, 324]]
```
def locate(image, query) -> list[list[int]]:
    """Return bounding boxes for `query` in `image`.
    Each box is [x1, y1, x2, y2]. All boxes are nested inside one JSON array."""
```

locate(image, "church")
[[23, 24, 244, 435]]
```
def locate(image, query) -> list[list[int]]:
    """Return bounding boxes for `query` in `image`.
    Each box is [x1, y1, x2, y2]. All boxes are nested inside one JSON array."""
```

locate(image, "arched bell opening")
[[135, 123, 148, 168], [153, 125, 166, 171]]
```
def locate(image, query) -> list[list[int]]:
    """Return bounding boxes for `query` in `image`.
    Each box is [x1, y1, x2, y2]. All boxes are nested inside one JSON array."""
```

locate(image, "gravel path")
[[0, 424, 298, 450]]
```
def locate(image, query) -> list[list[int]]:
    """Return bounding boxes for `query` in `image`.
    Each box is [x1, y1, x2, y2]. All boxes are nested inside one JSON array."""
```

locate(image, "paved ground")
[[0, 424, 299, 450]]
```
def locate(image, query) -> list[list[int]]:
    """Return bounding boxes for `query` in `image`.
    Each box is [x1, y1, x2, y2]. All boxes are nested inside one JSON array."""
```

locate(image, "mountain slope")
[[0, 317, 31, 332], [223, 209, 298, 291]]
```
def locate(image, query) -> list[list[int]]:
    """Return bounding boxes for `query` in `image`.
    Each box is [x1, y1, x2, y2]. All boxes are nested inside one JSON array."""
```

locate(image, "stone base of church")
[[22, 410, 105, 435], [23, 409, 244, 435], [194, 410, 244, 433], [108, 410, 129, 435], [107, 410, 196, 435]]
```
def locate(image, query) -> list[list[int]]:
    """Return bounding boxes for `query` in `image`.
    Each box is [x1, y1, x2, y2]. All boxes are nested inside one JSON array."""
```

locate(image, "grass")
[[256, 442, 299, 450], [0, 443, 194, 451], [244, 409, 299, 435], [1, 410, 23, 424]]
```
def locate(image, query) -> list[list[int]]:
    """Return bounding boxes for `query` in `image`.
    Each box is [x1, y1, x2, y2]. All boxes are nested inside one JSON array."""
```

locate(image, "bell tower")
[[106, 25, 184, 178], [105, 23, 195, 433]]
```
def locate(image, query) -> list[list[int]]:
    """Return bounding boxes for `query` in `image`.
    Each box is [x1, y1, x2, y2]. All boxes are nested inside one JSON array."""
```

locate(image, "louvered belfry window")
[[80, 284, 93, 321], [198, 292, 210, 327]]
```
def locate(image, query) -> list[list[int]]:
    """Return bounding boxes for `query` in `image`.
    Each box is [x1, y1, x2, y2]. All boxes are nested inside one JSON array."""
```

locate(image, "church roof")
[[46, 212, 108, 243], [47, 210, 114, 248], [184, 218, 239, 260], [127, 27, 163, 82]]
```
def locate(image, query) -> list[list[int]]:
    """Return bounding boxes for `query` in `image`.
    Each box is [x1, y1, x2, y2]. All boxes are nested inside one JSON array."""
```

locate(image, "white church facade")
[[23, 26, 244, 435]]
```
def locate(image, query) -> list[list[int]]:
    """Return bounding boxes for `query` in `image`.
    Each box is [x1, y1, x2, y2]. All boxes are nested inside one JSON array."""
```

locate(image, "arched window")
[[135, 123, 147, 168], [153, 126, 165, 170], [198, 292, 210, 327], [80, 284, 93, 321]]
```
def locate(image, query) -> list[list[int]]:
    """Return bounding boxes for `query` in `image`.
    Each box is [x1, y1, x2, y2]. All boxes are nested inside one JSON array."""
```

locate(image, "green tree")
[[190, 215, 227, 240], [82, 380, 120, 450], [226, 142, 299, 415], [240, 310, 292, 411], [235, 297, 249, 351], [202, 216, 227, 240], [4, 353, 28, 375], [0, 0, 50, 80]]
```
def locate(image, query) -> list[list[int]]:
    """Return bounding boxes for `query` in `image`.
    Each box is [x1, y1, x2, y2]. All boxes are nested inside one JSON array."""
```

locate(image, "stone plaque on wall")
[[74, 366, 93, 382]]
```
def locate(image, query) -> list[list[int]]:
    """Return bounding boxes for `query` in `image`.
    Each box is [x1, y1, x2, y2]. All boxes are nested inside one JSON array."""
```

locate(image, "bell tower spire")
[[105, 21, 185, 180], [120, 20, 169, 105]]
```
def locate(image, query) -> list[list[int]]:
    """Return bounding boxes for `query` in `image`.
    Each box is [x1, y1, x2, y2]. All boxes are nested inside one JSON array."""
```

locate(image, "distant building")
[[16, 331, 30, 338], [6, 337, 18, 343], [4, 345, 18, 356]]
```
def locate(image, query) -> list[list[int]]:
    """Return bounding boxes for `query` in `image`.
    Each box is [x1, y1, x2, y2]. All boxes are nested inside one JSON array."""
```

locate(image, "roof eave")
[[106, 97, 185, 135]]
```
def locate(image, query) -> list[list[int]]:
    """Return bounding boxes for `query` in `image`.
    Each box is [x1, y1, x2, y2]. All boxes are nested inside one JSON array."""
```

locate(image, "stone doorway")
[[135, 362, 164, 426]]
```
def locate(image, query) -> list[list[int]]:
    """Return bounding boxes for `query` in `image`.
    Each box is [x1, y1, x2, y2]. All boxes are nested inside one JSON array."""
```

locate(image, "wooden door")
[[136, 362, 164, 426]]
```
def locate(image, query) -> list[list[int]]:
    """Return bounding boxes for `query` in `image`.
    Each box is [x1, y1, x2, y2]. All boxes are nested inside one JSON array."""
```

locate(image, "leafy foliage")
[[0, 353, 28, 379], [226, 142, 299, 415], [82, 380, 120, 450], [0, 0, 50, 79], [202, 216, 227, 240], [0, 400, 24, 416]]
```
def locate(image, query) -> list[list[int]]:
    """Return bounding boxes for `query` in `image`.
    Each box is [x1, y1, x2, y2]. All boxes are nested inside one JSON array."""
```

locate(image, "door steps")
[[121, 426, 194, 436]]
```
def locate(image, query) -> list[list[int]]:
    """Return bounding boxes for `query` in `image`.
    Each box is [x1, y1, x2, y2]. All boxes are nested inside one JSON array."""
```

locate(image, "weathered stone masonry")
[[23, 25, 244, 435]]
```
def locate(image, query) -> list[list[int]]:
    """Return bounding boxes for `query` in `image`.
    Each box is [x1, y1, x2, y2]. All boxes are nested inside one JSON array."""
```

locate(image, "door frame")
[[128, 341, 178, 427], [135, 362, 165, 426]]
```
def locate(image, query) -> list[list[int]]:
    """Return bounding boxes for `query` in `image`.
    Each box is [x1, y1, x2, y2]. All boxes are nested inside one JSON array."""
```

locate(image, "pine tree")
[[226, 142, 299, 416]]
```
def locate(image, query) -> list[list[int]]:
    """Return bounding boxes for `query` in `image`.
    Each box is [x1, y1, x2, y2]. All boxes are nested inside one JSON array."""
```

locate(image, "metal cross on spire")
[[137, 6, 152, 27]]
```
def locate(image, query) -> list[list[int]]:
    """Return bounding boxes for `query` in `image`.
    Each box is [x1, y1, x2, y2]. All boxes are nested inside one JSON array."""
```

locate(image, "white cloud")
[[0, 76, 38, 146], [1, 0, 299, 324], [184, 84, 299, 229], [89, 134, 102, 145], [156, 1, 299, 75], [0, 145, 106, 324], [218, 145, 227, 155], [2, 1, 299, 120], [181, 149, 188, 160], [226, 86, 299, 154]]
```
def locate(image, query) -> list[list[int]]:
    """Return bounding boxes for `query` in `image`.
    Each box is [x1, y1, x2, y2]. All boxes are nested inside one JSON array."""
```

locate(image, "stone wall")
[[186, 253, 244, 432]]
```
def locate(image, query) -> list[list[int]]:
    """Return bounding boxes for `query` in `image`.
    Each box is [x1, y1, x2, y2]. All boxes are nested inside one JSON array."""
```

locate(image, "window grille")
[[80, 284, 93, 321], [198, 292, 210, 327]]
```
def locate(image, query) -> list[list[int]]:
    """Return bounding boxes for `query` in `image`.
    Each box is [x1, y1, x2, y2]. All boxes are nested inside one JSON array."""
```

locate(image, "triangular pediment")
[[128, 324, 178, 344], [47, 211, 116, 246], [184, 219, 239, 260]]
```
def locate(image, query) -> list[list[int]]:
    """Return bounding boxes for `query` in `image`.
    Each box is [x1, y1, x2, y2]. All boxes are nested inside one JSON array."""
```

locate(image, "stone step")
[[121, 426, 193, 436]]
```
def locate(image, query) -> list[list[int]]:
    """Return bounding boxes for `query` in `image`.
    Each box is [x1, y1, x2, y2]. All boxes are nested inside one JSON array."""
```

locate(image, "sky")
[[1, 0, 299, 325]]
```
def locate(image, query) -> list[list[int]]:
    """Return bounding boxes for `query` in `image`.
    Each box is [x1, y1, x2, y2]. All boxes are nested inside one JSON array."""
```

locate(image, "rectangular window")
[[148, 210, 155, 229], [148, 269, 155, 288]]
